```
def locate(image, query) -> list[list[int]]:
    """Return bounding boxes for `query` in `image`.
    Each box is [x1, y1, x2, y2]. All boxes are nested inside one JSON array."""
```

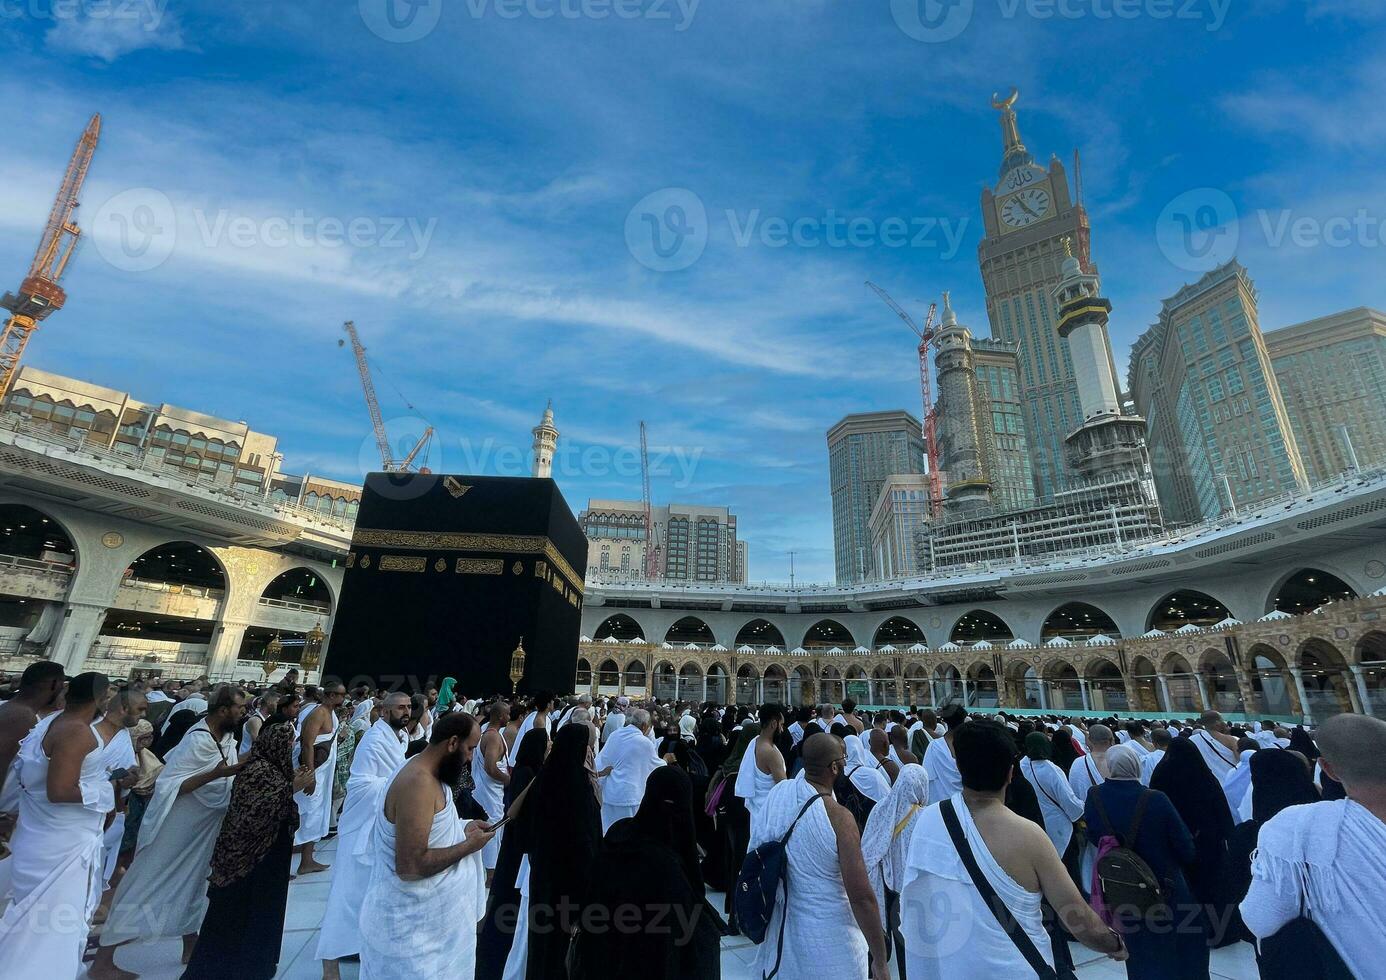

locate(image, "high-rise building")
[[977, 90, 1119, 499], [972, 337, 1036, 512], [1129, 261, 1307, 524], [1264, 308, 1386, 482], [868, 473, 932, 580], [580, 499, 744, 584], [826, 411, 925, 584]]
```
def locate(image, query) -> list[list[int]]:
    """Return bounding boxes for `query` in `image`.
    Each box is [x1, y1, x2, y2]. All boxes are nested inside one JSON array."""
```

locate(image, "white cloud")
[[45, 6, 187, 62]]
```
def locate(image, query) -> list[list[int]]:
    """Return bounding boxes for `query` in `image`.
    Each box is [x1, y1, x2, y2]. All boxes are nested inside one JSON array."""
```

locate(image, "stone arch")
[[1041, 601, 1121, 641], [1157, 653, 1200, 713], [792, 665, 815, 706], [1005, 659, 1043, 710], [735, 662, 760, 704], [258, 567, 334, 613], [949, 609, 1014, 645], [127, 540, 229, 591], [1126, 654, 1161, 712], [802, 619, 855, 649], [596, 658, 620, 688], [1146, 589, 1231, 632], [933, 662, 962, 704], [1197, 646, 1241, 714], [1244, 643, 1294, 717], [1084, 657, 1128, 713], [677, 661, 704, 703], [735, 618, 786, 648], [594, 613, 646, 642], [575, 657, 592, 687], [966, 661, 998, 708], [705, 661, 729, 703], [1353, 631, 1386, 715], [819, 664, 843, 704], [665, 616, 716, 646], [871, 616, 927, 647], [0, 501, 81, 567], [626, 658, 647, 690], [1298, 637, 1354, 718], [1043, 661, 1082, 712], [762, 663, 789, 705], [1267, 567, 1360, 616]]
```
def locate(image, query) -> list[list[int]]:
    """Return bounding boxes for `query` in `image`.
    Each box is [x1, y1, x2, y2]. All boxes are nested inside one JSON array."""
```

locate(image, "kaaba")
[[324, 473, 587, 698]]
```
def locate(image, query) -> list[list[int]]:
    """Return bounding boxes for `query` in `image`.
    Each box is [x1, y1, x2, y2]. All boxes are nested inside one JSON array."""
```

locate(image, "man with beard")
[[317, 691, 412, 977], [0, 659, 65, 825], [93, 686, 148, 890], [359, 712, 494, 979]]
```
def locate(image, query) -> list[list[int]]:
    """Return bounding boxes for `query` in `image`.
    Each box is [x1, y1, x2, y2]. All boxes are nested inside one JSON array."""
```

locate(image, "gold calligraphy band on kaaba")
[[378, 555, 427, 573], [351, 529, 585, 592], [456, 558, 504, 575]]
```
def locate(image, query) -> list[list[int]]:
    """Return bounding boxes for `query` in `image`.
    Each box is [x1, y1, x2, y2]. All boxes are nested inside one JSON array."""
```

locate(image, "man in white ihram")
[[358, 712, 495, 979], [1190, 709, 1240, 780], [294, 681, 346, 875], [0, 672, 113, 979], [317, 692, 411, 978], [92, 685, 246, 978], [1241, 713, 1386, 976], [594, 707, 665, 832]]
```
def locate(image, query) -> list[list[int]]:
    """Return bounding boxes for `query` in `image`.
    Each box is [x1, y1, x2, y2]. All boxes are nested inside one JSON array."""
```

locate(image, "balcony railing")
[[0, 552, 76, 576], [257, 595, 331, 615], [119, 577, 225, 601]]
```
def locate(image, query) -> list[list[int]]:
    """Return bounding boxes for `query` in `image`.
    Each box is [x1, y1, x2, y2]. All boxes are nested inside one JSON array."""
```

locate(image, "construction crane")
[[338, 320, 433, 472], [0, 114, 101, 399], [865, 282, 942, 514], [639, 421, 661, 580]]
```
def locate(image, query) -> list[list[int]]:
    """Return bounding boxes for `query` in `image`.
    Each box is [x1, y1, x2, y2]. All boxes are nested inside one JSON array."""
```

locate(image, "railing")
[[0, 416, 355, 535], [589, 463, 1386, 593], [119, 576, 225, 601], [257, 596, 331, 615], [0, 552, 76, 576], [87, 645, 208, 665]]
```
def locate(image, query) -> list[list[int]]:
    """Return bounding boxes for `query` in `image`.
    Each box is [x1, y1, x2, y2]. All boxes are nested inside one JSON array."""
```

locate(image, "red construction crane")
[[0, 114, 101, 398], [866, 282, 942, 514], [640, 420, 661, 580], [339, 320, 433, 472]]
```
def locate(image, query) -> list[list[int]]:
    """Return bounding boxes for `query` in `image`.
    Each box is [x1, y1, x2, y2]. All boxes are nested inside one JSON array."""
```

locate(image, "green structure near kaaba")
[[325, 472, 587, 697]]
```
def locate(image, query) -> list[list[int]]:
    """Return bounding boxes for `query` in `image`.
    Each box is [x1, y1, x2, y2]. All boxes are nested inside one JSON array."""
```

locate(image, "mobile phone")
[[108, 767, 131, 782], [487, 814, 512, 832]]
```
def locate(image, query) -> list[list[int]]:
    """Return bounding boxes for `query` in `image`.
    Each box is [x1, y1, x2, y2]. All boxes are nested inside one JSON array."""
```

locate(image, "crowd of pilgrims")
[[0, 660, 1383, 980]]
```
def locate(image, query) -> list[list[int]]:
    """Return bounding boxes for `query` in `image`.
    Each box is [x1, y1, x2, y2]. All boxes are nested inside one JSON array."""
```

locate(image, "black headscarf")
[[1249, 748, 1319, 824], [627, 766, 703, 893], [1150, 736, 1236, 909], [1287, 726, 1319, 760], [1050, 728, 1080, 774]]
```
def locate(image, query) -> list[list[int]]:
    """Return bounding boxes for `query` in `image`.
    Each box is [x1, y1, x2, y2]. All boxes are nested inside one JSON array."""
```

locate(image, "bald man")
[[1241, 714, 1386, 976]]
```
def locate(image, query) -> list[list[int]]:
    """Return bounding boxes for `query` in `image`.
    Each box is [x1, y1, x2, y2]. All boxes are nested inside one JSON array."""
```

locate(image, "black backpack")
[[734, 793, 826, 977], [1091, 789, 1169, 919], [834, 767, 876, 831]]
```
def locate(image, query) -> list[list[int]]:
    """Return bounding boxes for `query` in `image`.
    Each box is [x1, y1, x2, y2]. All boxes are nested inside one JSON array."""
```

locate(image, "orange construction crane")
[[0, 114, 101, 398], [339, 320, 433, 472], [866, 282, 941, 515]]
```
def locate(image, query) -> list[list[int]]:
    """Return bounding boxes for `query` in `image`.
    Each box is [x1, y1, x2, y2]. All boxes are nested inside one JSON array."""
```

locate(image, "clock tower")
[[978, 89, 1118, 499]]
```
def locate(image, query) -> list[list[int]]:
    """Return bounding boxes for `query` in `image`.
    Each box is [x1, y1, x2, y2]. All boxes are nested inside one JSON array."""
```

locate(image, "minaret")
[[933, 292, 993, 516], [531, 401, 558, 479], [1052, 240, 1150, 483]]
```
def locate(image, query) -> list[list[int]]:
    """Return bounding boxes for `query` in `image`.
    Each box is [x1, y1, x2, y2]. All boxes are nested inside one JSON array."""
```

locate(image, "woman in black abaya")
[[1150, 737, 1237, 947], [475, 727, 549, 979], [571, 767, 721, 979], [523, 723, 603, 980]]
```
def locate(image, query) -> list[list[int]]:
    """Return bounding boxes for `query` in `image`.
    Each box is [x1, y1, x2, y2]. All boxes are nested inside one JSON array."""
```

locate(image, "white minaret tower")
[[531, 401, 558, 478]]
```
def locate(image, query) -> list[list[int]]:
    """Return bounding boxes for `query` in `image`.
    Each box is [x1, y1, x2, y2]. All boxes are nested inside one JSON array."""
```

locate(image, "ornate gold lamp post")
[[301, 621, 326, 682], [509, 637, 527, 694], [263, 632, 283, 681]]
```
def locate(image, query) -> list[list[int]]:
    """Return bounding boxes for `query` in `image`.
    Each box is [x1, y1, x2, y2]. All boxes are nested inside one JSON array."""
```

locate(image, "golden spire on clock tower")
[[991, 87, 1033, 178]]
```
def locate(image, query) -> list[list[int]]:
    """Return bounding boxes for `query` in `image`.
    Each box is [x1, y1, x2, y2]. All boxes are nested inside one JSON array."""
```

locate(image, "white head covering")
[[844, 732, 872, 770], [1106, 744, 1143, 781], [350, 698, 375, 726], [679, 713, 698, 740], [1221, 748, 1258, 811], [861, 763, 929, 894]]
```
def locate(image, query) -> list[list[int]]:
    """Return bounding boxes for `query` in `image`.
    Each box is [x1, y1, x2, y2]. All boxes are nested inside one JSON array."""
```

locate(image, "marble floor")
[[87, 836, 1259, 979]]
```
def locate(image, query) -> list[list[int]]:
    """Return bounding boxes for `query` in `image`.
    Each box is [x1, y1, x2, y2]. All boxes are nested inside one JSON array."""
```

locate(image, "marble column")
[[1289, 667, 1312, 724], [1156, 673, 1172, 713], [1350, 665, 1373, 717]]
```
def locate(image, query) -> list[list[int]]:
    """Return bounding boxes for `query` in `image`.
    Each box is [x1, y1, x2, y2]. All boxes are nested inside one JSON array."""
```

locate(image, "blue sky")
[[1, 0, 1381, 584]]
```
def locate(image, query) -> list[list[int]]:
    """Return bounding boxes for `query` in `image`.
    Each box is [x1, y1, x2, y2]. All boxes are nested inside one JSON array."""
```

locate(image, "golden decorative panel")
[[379, 555, 426, 573], [456, 559, 504, 575]]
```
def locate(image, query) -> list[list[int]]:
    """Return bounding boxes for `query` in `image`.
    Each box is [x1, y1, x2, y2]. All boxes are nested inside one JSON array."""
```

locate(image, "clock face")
[[1000, 187, 1052, 228]]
